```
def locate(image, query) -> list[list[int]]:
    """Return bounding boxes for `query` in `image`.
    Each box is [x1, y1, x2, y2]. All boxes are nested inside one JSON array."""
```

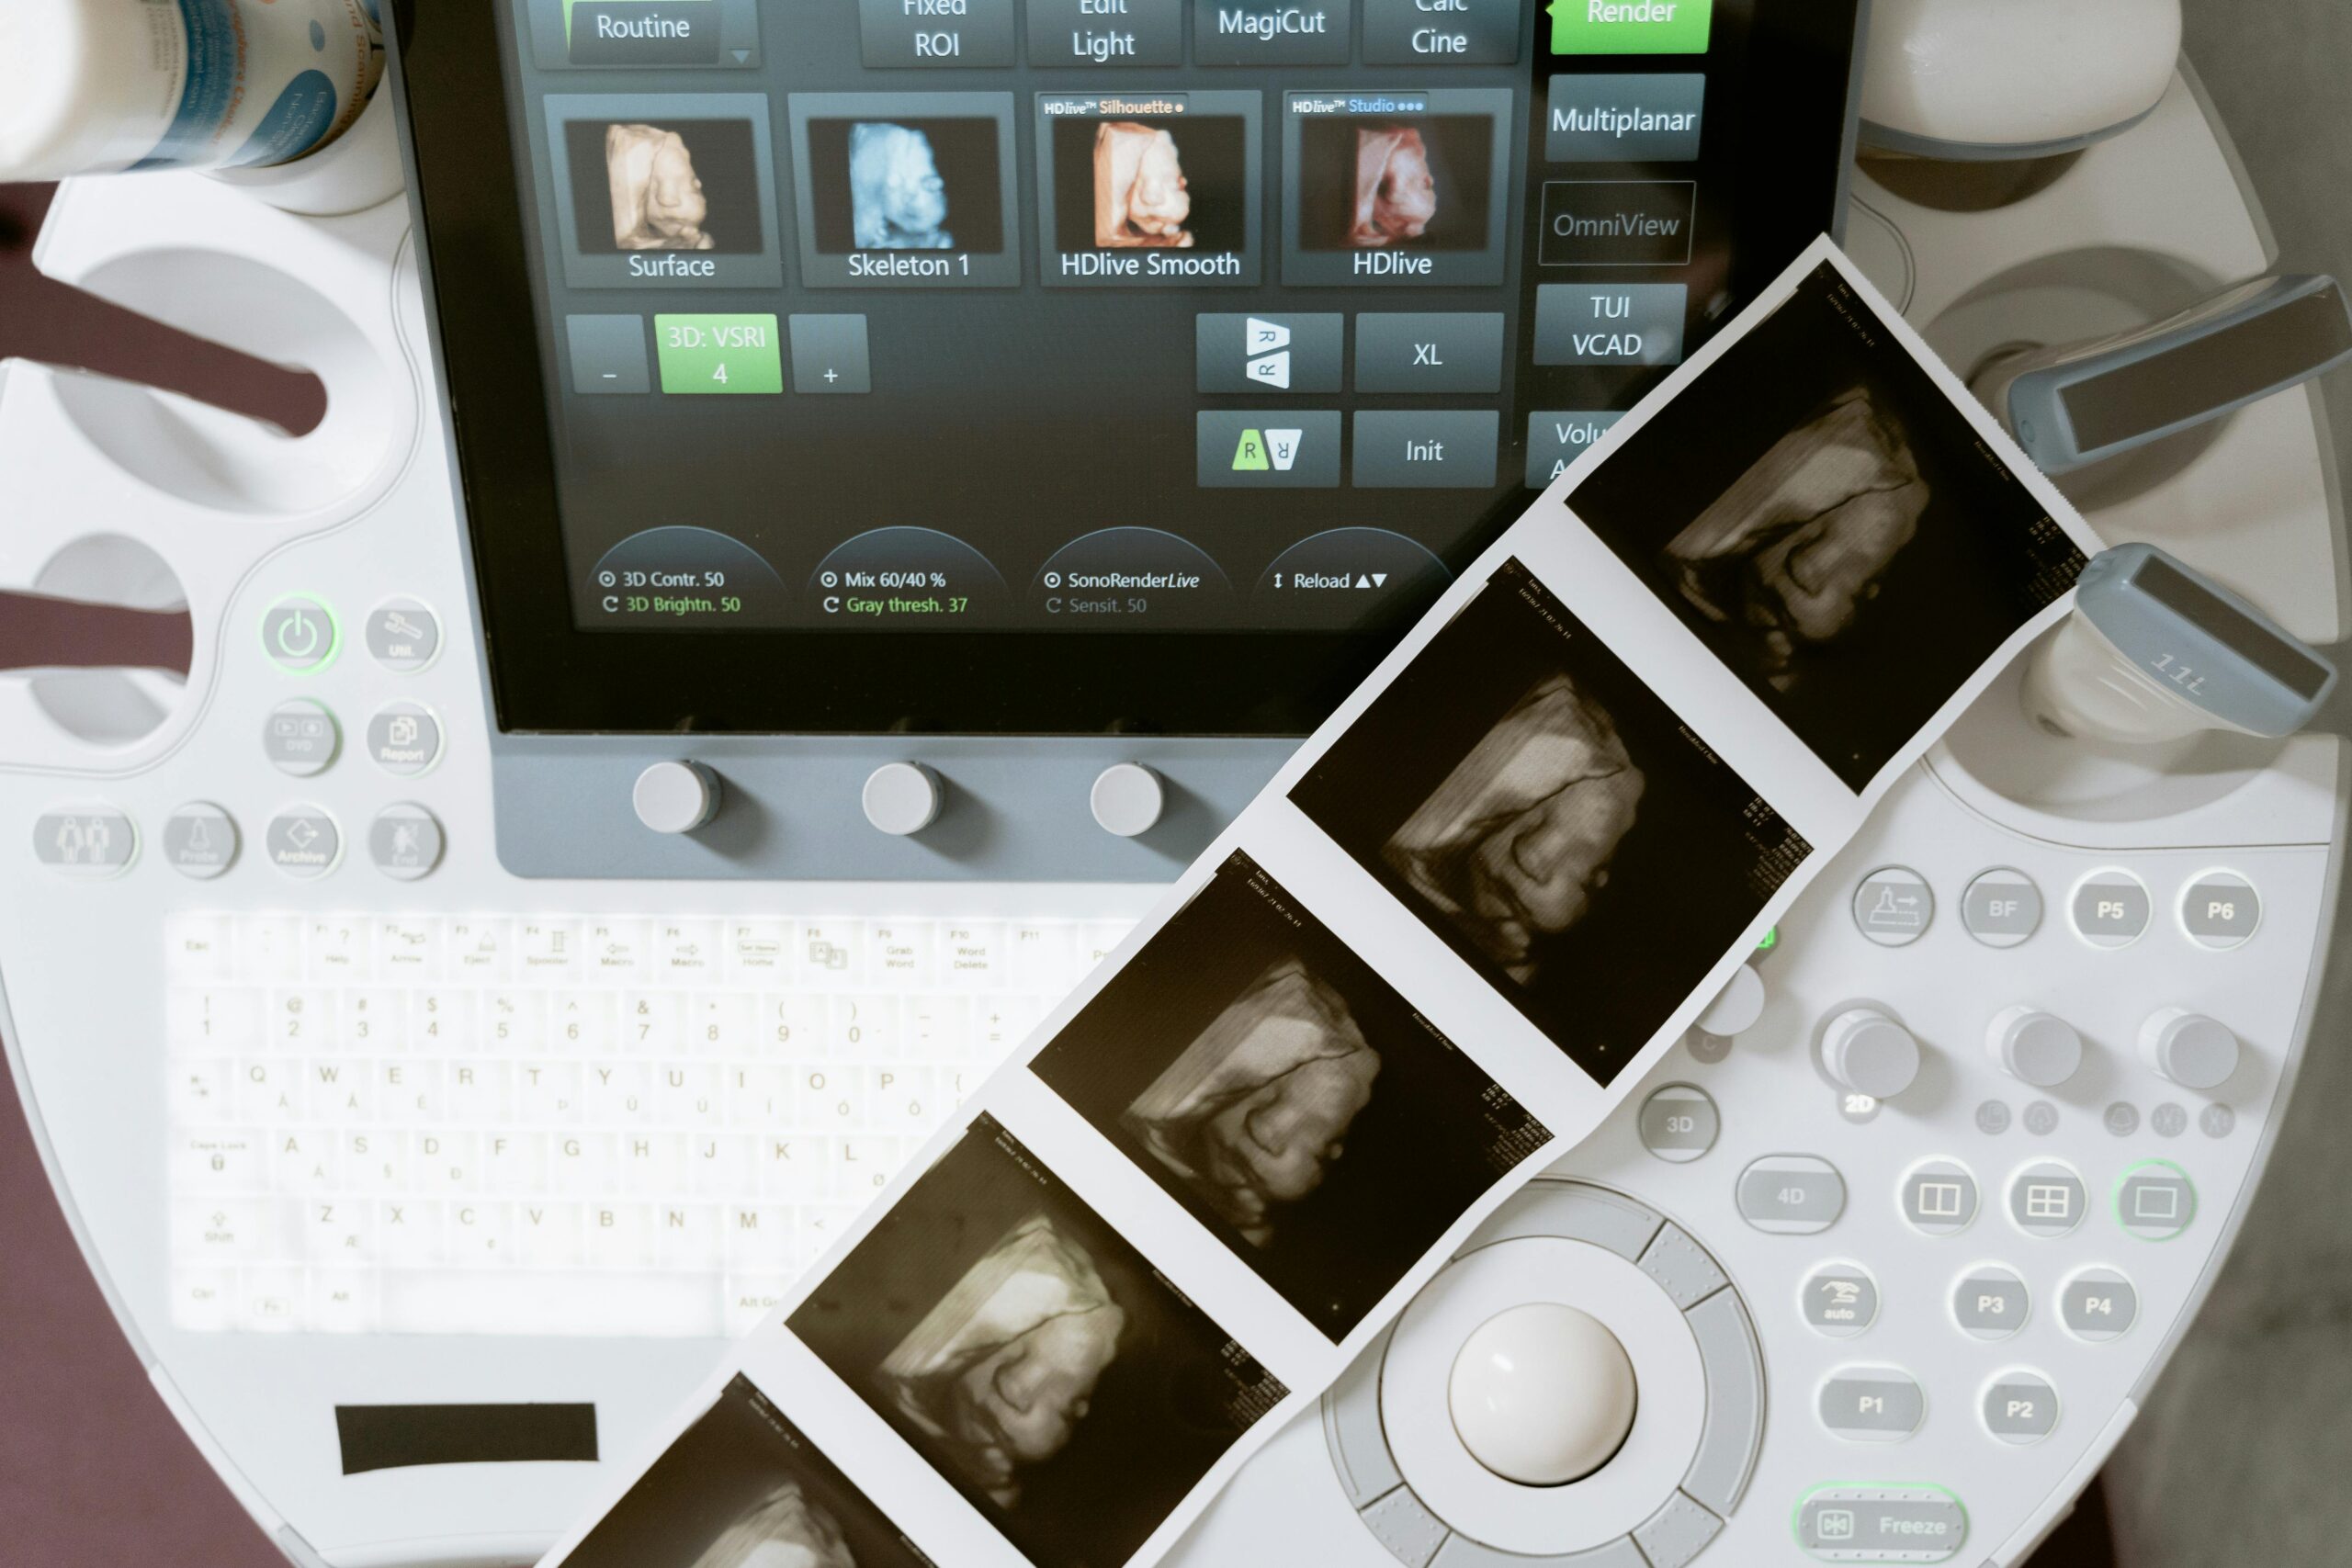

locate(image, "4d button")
[[1737, 1155, 1844, 1234]]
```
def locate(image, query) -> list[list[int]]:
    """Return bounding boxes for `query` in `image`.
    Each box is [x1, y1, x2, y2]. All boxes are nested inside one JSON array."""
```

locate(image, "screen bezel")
[[391, 0, 1866, 738]]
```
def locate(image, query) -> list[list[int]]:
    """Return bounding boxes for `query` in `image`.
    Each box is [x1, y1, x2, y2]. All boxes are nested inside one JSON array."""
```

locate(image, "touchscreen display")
[[490, 0, 1859, 637]]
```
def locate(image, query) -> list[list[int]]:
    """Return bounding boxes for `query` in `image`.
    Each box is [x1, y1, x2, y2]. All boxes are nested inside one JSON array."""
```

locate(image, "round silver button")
[[163, 803, 238, 880], [1985, 1005, 2082, 1088], [265, 805, 342, 879], [369, 803, 444, 881], [1638, 1083, 1718, 1162], [2071, 869, 2152, 949], [1962, 867, 2042, 948], [264, 699, 339, 777], [364, 597, 442, 672], [1851, 866, 1933, 946], [1090, 761, 1164, 838], [2179, 871, 2260, 950], [366, 702, 443, 776], [863, 761, 942, 836], [634, 761, 721, 835], [1698, 964, 1766, 1035], [1822, 1007, 1922, 1100], [2139, 1007, 2240, 1090]]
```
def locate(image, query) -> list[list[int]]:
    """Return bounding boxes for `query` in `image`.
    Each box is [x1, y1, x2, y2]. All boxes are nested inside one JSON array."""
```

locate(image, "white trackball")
[[1447, 1303, 1638, 1487]]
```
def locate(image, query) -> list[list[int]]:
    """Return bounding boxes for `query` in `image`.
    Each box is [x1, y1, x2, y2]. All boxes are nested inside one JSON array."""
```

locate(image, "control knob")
[[1090, 762, 1165, 838], [2139, 1008, 2241, 1090], [1985, 1006, 2084, 1088], [633, 761, 720, 835], [863, 761, 943, 837], [1821, 1008, 1922, 1100], [1697, 964, 1767, 1036]]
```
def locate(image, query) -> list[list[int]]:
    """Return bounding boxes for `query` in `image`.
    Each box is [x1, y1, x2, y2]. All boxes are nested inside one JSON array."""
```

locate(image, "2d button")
[[1197, 410, 1342, 487], [1899, 1159, 1978, 1236], [2180, 872, 2260, 949], [264, 699, 340, 777], [367, 703, 444, 776], [1355, 312, 1507, 394], [2007, 1160, 2087, 1238], [1952, 1267, 2029, 1340], [364, 598, 442, 672], [2115, 1160, 2197, 1241], [857, 0, 1015, 65], [1962, 867, 2041, 947], [1737, 1155, 1845, 1235], [1851, 865, 1932, 946], [260, 595, 337, 672], [1363, 0, 1522, 62], [1796, 1484, 1966, 1562], [1801, 1263, 1878, 1338], [2058, 1267, 2138, 1341], [32, 804, 137, 878], [565, 314, 651, 394], [1533, 282, 1688, 366], [1351, 410, 1500, 489], [163, 803, 238, 880], [1983, 1372, 2059, 1444], [369, 804, 445, 882], [1818, 1367, 1924, 1441], [1196, 312, 1343, 394], [1639, 1083, 1718, 1161], [266, 805, 343, 880], [2072, 869, 2152, 948]]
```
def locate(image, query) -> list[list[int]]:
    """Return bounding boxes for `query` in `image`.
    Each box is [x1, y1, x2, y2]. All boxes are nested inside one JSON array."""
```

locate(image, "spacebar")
[[381, 1271, 723, 1337]]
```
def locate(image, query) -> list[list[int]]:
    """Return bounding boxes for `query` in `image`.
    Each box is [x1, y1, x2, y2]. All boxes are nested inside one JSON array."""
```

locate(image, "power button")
[[261, 595, 338, 673]]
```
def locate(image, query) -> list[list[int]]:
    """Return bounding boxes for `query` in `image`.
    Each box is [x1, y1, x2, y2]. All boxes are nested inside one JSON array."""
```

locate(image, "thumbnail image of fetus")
[[605, 123, 714, 251], [849, 123, 954, 250], [1092, 121, 1193, 248], [685, 1482, 855, 1568], [1663, 385, 1930, 690], [878, 1215, 1125, 1509], [1122, 960, 1381, 1247], [1351, 126, 1437, 248], [1384, 675, 1646, 982]]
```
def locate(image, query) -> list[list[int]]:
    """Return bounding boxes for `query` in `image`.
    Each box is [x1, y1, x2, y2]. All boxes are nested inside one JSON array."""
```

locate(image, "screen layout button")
[[1028, 0, 1183, 64], [1363, 0, 1523, 63], [1541, 179, 1698, 266], [1197, 313, 1343, 393], [1198, 411, 1342, 487], [1355, 312, 1505, 393], [1534, 283, 1686, 365], [1352, 411, 1499, 488], [1193, 0, 1352, 64], [857, 0, 1015, 65]]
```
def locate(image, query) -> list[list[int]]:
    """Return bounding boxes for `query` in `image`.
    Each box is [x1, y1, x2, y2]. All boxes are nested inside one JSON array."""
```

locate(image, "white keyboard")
[[163, 912, 1130, 1336]]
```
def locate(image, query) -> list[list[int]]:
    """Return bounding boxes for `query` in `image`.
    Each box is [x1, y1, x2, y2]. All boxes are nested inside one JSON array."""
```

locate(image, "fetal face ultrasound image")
[[1031, 852, 1550, 1338], [1568, 260, 2089, 790], [1050, 117, 1249, 252], [565, 118, 761, 254], [805, 118, 1005, 254], [565, 1374, 931, 1568], [1293, 560, 1813, 1086], [1295, 116, 1493, 252], [787, 1115, 1286, 1568]]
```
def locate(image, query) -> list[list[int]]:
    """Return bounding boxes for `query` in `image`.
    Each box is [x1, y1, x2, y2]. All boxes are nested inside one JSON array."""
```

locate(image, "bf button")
[[1962, 867, 2041, 947]]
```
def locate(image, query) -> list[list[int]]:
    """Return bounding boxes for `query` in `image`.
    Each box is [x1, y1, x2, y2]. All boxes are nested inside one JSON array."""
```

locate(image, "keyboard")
[[163, 913, 1131, 1336]]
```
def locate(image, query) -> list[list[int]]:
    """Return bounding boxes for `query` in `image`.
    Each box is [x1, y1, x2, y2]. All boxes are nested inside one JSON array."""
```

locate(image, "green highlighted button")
[[1548, 0, 1713, 54], [655, 314, 782, 394]]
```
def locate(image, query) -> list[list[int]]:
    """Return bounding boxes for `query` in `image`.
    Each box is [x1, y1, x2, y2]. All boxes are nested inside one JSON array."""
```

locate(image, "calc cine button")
[[1737, 1155, 1845, 1235]]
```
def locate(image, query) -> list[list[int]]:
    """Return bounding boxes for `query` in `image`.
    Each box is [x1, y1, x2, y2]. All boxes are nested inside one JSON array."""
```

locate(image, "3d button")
[[1952, 1267, 2029, 1340], [857, 0, 1014, 65], [1821, 1008, 1921, 1100], [32, 805, 137, 878], [2138, 1007, 2240, 1090], [163, 803, 238, 880], [2180, 872, 2260, 949], [1355, 312, 1507, 393], [1090, 762, 1164, 838], [264, 699, 340, 777], [260, 595, 337, 673], [2072, 869, 2152, 948], [1818, 1367, 1923, 1440], [1983, 1372, 2059, 1444], [1196, 313, 1343, 394], [367, 703, 443, 776], [364, 598, 442, 672], [1737, 1155, 1845, 1234], [1639, 1083, 1718, 1162], [634, 761, 721, 835], [2115, 1160, 2197, 1241], [1985, 1006, 2082, 1088], [1962, 867, 2041, 947], [1801, 1263, 1878, 1338], [1448, 1303, 1637, 1484], [1850, 866, 1932, 946], [265, 806, 342, 879], [2058, 1267, 2138, 1341], [864, 761, 943, 836], [2007, 1160, 2087, 1238], [1899, 1159, 1978, 1236], [1351, 410, 1500, 489], [1796, 1484, 1966, 1562], [788, 314, 871, 395], [369, 804, 444, 882], [1533, 282, 1688, 366], [1363, 0, 1522, 63]]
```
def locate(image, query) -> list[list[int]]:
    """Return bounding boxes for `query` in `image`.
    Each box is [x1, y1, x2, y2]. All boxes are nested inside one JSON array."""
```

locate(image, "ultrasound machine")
[[5, 2, 2350, 1565]]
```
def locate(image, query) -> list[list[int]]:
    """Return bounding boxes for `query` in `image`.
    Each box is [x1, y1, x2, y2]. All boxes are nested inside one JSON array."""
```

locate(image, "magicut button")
[[1192, 0, 1351, 65]]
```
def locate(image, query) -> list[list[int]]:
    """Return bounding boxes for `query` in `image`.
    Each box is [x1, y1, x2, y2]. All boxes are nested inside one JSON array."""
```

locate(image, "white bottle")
[[0, 0, 383, 181]]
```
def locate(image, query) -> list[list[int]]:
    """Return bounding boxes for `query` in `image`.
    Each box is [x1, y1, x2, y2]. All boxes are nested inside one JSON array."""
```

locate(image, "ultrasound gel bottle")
[[0, 0, 384, 181]]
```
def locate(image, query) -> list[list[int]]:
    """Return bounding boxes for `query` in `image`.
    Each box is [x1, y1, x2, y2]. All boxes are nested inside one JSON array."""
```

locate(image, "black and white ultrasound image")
[[1031, 852, 1550, 1339], [786, 1114, 1285, 1568], [565, 1373, 931, 1568], [804, 118, 1005, 254], [1293, 560, 1812, 1087], [1568, 260, 2089, 791]]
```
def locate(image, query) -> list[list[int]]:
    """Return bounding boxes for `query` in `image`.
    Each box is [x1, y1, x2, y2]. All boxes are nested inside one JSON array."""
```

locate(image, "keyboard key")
[[240, 1266, 308, 1332], [305, 1058, 372, 1122], [165, 915, 233, 982], [620, 1133, 690, 1194], [271, 1131, 341, 1192], [552, 992, 616, 1053], [448, 918, 514, 980], [723, 1063, 789, 1127], [174, 1130, 265, 1191], [583, 1064, 651, 1125], [796, 919, 864, 985], [759, 992, 829, 1058], [374, 916, 443, 978], [305, 1195, 376, 1261], [484, 1132, 549, 1196], [621, 989, 685, 1053], [171, 1059, 235, 1125], [724, 1205, 792, 1269], [378, 1060, 444, 1123], [380, 1269, 717, 1337], [653, 1203, 724, 1270], [692, 1134, 758, 1198], [514, 1202, 585, 1268], [585, 1202, 654, 1269], [481, 990, 545, 1054], [905, 997, 969, 1057], [760, 1135, 831, 1203], [171, 1267, 238, 1331], [305, 918, 370, 981], [834, 1134, 899, 1198], [268, 988, 334, 1054], [1008, 923, 1077, 991], [654, 1064, 722, 1128], [866, 921, 934, 985], [237, 1060, 299, 1123], [657, 920, 724, 979], [691, 991, 755, 1055], [586, 919, 650, 981], [242, 916, 305, 982], [516, 1062, 581, 1123], [169, 987, 262, 1053], [379, 1199, 446, 1268], [725, 919, 789, 982], [724, 1273, 790, 1337], [312, 1269, 378, 1333], [830, 996, 899, 1060], [940, 922, 1003, 985], [407, 988, 475, 1052], [344, 987, 404, 1051], [517, 919, 581, 978], [447, 1200, 514, 1266], [447, 1061, 514, 1126]]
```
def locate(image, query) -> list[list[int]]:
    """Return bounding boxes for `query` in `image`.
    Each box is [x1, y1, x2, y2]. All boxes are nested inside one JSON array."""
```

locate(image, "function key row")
[[1851, 863, 2261, 952], [1734, 1153, 2197, 1243], [1804, 1260, 2141, 1346]]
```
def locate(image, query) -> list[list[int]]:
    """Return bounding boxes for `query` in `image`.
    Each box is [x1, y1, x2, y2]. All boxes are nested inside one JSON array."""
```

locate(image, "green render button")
[[655, 314, 783, 394], [1548, 0, 1713, 54]]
